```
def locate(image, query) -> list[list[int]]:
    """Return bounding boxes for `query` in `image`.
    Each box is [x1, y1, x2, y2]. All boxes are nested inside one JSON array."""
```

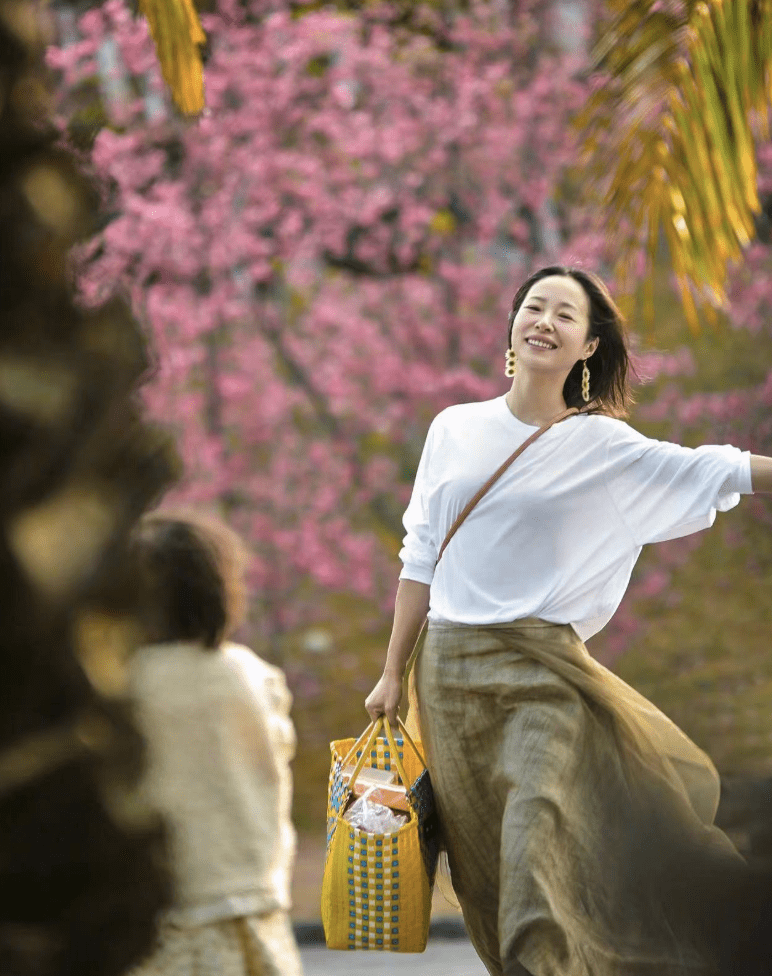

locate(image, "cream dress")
[[129, 641, 303, 976]]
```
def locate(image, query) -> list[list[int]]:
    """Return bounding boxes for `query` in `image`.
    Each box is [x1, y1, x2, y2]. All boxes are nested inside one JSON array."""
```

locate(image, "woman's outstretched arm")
[[365, 579, 430, 727], [751, 455, 772, 494]]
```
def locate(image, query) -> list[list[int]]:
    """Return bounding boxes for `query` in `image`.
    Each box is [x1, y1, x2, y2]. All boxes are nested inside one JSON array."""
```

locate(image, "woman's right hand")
[[365, 671, 403, 727]]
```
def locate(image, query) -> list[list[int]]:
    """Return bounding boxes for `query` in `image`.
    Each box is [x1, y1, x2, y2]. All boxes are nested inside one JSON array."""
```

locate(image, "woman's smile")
[[526, 336, 558, 350]]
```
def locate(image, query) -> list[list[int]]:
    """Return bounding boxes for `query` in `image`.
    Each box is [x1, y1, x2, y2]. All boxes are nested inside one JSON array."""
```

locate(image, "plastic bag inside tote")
[[343, 786, 408, 833]]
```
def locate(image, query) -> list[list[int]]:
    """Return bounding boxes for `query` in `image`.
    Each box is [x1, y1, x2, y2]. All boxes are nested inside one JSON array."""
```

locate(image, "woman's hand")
[[365, 670, 403, 727]]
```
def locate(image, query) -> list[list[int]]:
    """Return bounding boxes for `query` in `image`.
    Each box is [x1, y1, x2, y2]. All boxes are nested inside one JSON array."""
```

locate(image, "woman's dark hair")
[[508, 266, 635, 418], [134, 512, 249, 649]]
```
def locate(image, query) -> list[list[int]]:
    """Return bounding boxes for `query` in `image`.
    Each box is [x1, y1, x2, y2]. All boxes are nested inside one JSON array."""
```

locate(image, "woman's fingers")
[[364, 691, 383, 721], [365, 673, 403, 724]]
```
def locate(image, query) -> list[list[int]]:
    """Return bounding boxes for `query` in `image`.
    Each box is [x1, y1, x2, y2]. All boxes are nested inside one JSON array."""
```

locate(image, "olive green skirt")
[[409, 619, 744, 976]]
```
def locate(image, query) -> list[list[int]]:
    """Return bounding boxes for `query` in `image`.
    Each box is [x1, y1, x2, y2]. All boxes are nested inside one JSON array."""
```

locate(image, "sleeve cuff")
[[739, 450, 754, 495], [399, 562, 435, 585]]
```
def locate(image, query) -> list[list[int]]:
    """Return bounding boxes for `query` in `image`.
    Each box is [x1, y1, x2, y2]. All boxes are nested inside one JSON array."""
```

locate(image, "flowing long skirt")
[[412, 619, 746, 976]]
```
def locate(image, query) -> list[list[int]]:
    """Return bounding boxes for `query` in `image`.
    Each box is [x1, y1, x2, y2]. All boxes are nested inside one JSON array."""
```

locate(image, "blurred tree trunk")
[[0, 3, 178, 973]]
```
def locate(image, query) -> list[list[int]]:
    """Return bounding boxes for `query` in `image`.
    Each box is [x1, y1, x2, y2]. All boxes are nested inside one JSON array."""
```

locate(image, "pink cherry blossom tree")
[[48, 0, 609, 644]]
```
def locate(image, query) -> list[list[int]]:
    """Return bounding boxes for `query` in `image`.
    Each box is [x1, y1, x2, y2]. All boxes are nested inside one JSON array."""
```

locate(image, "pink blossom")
[[47, 0, 642, 632]]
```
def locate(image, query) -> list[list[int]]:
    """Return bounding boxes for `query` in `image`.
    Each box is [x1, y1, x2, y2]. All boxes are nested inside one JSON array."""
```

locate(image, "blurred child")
[[128, 512, 302, 976]]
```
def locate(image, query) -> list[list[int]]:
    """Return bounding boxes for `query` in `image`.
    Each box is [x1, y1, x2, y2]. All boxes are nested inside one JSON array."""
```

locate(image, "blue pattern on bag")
[[327, 757, 350, 849]]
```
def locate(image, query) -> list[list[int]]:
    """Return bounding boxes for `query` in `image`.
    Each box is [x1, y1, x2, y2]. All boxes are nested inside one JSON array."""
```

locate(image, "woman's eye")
[[525, 305, 540, 311]]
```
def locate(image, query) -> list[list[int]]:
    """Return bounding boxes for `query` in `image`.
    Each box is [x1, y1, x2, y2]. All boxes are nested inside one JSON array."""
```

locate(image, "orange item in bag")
[[340, 764, 409, 812]]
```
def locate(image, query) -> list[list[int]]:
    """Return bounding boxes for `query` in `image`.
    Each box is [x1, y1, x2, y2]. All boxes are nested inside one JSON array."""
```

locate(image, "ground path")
[[300, 939, 487, 975]]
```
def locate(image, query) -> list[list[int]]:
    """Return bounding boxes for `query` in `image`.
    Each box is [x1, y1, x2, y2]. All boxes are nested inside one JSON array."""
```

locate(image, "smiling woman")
[[364, 265, 772, 976], [504, 266, 632, 425]]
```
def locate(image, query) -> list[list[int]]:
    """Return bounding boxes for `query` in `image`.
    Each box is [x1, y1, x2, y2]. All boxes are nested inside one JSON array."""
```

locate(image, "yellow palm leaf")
[[578, 0, 772, 327], [138, 0, 206, 115]]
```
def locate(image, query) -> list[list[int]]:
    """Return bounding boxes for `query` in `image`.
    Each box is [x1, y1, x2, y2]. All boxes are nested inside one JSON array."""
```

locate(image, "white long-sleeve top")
[[128, 641, 296, 927], [399, 396, 753, 641]]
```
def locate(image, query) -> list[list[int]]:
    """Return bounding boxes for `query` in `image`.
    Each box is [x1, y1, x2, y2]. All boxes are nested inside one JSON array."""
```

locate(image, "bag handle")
[[342, 717, 426, 791], [341, 720, 381, 772], [392, 716, 428, 769]]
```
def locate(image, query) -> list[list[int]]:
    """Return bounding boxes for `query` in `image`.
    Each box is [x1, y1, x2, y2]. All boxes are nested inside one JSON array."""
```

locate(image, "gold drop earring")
[[505, 348, 517, 378], [505, 311, 516, 378], [581, 360, 591, 402]]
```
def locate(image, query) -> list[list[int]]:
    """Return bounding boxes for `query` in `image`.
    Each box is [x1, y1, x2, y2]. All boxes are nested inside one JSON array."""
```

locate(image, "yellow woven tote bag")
[[321, 717, 440, 952]]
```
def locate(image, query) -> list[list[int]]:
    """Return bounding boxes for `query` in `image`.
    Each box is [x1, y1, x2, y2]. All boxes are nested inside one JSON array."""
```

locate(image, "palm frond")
[[578, 0, 772, 330], [138, 0, 206, 115]]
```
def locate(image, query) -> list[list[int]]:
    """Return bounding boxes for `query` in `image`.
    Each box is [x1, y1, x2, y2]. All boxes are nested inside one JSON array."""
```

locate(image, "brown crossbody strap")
[[434, 405, 581, 567]]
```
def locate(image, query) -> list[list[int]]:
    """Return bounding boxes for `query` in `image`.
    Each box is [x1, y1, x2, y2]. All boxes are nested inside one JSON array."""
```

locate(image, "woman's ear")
[[585, 336, 600, 358]]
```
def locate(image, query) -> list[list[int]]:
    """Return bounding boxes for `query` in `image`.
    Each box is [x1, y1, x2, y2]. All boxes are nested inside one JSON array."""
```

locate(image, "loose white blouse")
[[399, 396, 753, 641]]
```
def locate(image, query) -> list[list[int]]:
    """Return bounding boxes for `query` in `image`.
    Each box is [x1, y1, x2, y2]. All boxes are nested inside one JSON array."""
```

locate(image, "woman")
[[128, 512, 303, 976], [365, 266, 772, 976]]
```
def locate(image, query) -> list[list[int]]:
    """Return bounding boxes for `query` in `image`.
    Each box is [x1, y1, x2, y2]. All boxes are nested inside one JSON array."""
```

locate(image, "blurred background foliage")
[[578, 0, 772, 330], [591, 259, 772, 780]]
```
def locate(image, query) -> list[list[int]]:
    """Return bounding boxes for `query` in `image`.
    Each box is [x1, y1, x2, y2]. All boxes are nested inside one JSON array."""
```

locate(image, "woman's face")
[[510, 275, 599, 376]]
